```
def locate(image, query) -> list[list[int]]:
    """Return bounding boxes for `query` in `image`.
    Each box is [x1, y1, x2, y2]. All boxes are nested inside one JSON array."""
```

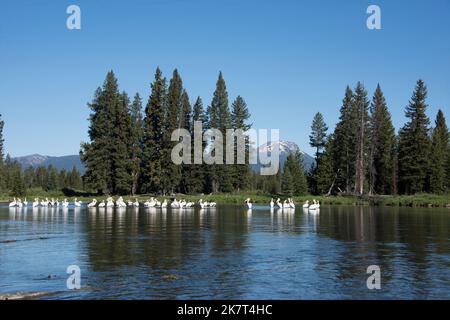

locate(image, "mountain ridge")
[[13, 140, 314, 174]]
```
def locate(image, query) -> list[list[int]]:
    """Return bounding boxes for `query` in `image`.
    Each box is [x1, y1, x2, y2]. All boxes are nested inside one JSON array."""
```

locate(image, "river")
[[0, 205, 449, 299]]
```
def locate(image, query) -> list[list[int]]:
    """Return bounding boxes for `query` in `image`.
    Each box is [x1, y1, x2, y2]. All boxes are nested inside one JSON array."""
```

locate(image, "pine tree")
[[315, 136, 335, 195], [284, 152, 308, 195], [23, 166, 35, 189], [188, 97, 207, 193], [45, 165, 59, 191], [80, 71, 120, 194], [0, 113, 4, 192], [309, 112, 328, 194], [281, 164, 294, 197], [111, 92, 133, 194], [309, 112, 328, 160], [429, 109, 449, 194], [179, 90, 193, 193], [129, 93, 144, 195], [398, 80, 431, 194], [353, 82, 370, 195], [141, 68, 167, 194], [368, 84, 397, 194], [0, 113, 4, 165], [10, 164, 26, 197], [332, 86, 357, 193], [163, 69, 183, 193], [67, 166, 83, 190], [207, 72, 232, 192], [231, 96, 251, 191]]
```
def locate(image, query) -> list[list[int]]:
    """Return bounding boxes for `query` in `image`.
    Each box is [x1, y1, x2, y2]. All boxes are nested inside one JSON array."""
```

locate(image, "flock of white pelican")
[[245, 198, 320, 213], [8, 197, 319, 213], [7, 197, 216, 210]]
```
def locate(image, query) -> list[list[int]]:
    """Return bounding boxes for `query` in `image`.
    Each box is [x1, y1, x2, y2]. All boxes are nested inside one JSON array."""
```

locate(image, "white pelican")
[[74, 198, 82, 207], [8, 198, 17, 207], [245, 198, 252, 210], [98, 200, 106, 208], [32, 198, 39, 208], [62, 198, 69, 208], [302, 200, 309, 208], [282, 200, 291, 209], [148, 197, 156, 207], [87, 199, 97, 208], [185, 201, 194, 208], [134, 199, 140, 208], [40, 198, 49, 207], [309, 199, 320, 210], [209, 201, 217, 207], [270, 198, 274, 208], [276, 198, 283, 209], [289, 198, 295, 209], [106, 197, 114, 208], [16, 199, 23, 208], [171, 199, 180, 209], [23, 198, 28, 207], [198, 199, 206, 209], [161, 199, 168, 208], [116, 197, 126, 208]]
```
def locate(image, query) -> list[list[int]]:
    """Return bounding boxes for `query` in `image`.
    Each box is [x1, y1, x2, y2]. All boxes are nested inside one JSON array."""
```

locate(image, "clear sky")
[[1, 0, 449, 157]]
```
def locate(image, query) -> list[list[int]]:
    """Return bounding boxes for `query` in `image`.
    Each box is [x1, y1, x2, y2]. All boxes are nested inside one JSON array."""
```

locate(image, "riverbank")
[[1, 191, 449, 208]]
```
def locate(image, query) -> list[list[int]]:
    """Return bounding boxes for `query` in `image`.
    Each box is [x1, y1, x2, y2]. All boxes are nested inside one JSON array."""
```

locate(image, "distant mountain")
[[13, 140, 313, 176], [252, 140, 315, 173], [13, 154, 85, 173]]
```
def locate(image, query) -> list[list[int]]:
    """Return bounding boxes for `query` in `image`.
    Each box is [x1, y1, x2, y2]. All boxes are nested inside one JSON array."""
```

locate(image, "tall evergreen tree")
[[429, 109, 449, 194], [187, 97, 207, 193], [80, 71, 119, 194], [353, 82, 370, 195], [281, 164, 294, 197], [368, 84, 396, 194], [179, 90, 193, 193], [141, 68, 167, 194], [10, 164, 26, 197], [207, 72, 232, 192], [332, 86, 357, 193], [129, 93, 144, 195], [314, 136, 335, 195], [0, 113, 4, 165], [0, 113, 4, 192], [163, 69, 183, 193], [309, 112, 328, 160], [290, 151, 308, 195], [398, 80, 431, 194], [231, 96, 252, 191], [111, 91, 133, 194]]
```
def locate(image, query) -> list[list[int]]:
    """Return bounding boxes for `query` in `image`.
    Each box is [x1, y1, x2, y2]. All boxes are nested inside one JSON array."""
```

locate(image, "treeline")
[[252, 80, 449, 197], [307, 80, 450, 195], [80, 69, 252, 195]]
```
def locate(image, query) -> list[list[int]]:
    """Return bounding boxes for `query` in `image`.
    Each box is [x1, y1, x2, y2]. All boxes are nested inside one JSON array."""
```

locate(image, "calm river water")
[[0, 204, 449, 299]]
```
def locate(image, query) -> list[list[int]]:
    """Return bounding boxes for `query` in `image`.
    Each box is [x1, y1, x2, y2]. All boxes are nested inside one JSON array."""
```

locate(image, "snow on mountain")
[[254, 140, 315, 172]]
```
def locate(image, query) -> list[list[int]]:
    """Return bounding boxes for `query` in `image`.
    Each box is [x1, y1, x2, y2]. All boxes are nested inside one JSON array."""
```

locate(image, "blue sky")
[[1, 0, 449, 157]]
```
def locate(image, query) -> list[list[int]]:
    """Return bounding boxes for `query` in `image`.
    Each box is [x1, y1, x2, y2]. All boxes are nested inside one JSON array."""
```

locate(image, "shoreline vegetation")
[[1, 192, 449, 208]]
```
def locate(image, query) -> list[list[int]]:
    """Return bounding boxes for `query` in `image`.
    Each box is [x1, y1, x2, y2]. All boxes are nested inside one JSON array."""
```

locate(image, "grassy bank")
[[1, 189, 449, 207]]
